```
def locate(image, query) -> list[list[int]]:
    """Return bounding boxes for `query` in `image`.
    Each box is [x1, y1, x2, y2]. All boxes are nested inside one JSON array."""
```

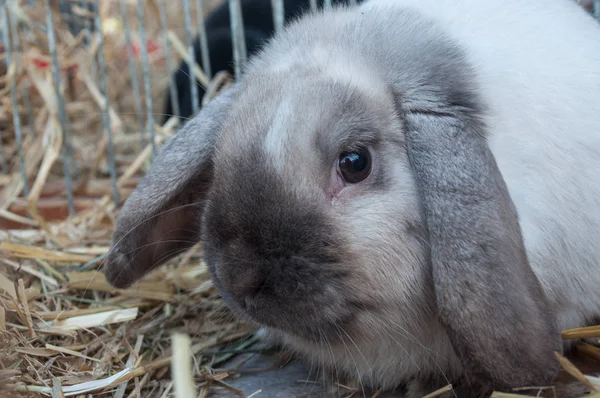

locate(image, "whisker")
[[382, 319, 457, 398], [67, 111, 194, 122], [337, 323, 371, 393], [334, 323, 365, 397]]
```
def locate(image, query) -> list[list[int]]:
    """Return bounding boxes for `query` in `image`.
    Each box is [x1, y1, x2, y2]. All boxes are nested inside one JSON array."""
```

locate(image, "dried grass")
[[0, 1, 258, 397], [0, 0, 599, 397]]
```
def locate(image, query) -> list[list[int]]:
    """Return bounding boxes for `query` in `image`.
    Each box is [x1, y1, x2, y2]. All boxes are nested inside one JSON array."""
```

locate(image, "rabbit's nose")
[[218, 260, 268, 309], [232, 276, 266, 309]]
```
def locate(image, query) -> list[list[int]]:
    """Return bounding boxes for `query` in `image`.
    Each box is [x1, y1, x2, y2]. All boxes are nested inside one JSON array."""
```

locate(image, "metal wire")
[[228, 0, 247, 79], [183, 0, 200, 115], [86, 0, 97, 81], [271, 0, 285, 33], [4, 4, 29, 194], [159, 0, 181, 121], [8, 5, 21, 72], [44, 0, 75, 216], [195, 0, 212, 80], [10, 2, 36, 144], [2, 5, 25, 187], [0, 16, 5, 172], [119, 0, 144, 132], [0, 8, 9, 173], [93, 0, 120, 206], [22, 85, 35, 139], [137, 0, 156, 157]]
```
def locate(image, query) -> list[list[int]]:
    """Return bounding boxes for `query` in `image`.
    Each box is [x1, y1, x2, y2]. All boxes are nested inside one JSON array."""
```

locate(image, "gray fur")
[[105, 84, 240, 288], [399, 107, 561, 389], [390, 25, 561, 389]]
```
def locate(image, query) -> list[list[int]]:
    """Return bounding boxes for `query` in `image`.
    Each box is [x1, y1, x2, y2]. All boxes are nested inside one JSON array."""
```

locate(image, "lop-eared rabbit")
[[106, 0, 600, 396]]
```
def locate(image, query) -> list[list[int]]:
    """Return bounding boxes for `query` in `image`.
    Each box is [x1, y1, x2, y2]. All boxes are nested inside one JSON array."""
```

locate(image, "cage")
[[1, 0, 600, 397]]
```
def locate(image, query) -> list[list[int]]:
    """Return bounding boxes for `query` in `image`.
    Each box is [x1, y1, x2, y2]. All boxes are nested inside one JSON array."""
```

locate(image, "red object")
[[122, 39, 162, 58], [32, 58, 50, 70], [30, 57, 79, 73]]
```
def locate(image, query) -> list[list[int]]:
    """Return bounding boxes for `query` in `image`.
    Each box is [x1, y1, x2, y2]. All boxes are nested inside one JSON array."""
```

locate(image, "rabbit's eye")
[[338, 147, 372, 184]]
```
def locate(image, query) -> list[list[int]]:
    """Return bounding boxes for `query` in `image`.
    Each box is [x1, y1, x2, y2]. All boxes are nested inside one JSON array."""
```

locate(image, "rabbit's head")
[[105, 8, 561, 393], [109, 67, 430, 341]]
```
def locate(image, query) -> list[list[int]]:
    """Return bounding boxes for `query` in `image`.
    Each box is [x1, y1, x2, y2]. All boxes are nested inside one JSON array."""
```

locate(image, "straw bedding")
[[0, 0, 600, 397]]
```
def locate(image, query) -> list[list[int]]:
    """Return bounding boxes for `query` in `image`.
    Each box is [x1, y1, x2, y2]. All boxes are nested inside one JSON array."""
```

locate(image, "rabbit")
[[162, 0, 364, 123], [104, 0, 600, 396]]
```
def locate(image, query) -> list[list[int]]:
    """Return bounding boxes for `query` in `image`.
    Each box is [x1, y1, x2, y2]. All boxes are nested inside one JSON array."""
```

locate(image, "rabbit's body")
[[106, 0, 600, 396]]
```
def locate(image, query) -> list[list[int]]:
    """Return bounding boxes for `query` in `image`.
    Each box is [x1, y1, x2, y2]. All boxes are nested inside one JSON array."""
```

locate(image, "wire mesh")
[[0, 0, 599, 395]]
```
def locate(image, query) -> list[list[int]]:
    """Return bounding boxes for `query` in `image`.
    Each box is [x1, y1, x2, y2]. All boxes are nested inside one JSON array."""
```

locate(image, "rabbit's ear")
[[396, 94, 562, 390], [104, 85, 239, 289]]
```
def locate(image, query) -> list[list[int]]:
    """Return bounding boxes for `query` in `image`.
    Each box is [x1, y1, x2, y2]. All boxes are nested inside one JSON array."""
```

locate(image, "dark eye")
[[338, 147, 372, 184]]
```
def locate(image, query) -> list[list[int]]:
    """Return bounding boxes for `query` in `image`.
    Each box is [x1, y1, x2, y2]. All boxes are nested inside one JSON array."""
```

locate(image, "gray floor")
[[207, 353, 333, 397], [205, 345, 401, 398]]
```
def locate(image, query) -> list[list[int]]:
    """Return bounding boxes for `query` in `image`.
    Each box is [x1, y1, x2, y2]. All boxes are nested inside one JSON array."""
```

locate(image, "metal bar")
[[87, 0, 97, 81], [11, 0, 36, 141], [183, 0, 200, 115], [271, 0, 284, 34], [119, 0, 144, 130], [0, 7, 8, 173], [158, 0, 180, 120], [4, 4, 29, 194], [8, 4, 21, 71], [45, 0, 75, 216], [93, 0, 120, 206], [323, 0, 332, 9], [0, 15, 7, 174], [594, 0, 600, 19], [23, 86, 35, 138], [195, 0, 212, 79], [137, 0, 156, 156], [228, 0, 247, 79], [309, 0, 318, 11]]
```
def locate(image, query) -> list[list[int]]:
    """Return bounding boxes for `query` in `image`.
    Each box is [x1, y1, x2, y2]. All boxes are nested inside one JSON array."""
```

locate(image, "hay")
[[0, 1, 257, 397], [0, 0, 599, 397]]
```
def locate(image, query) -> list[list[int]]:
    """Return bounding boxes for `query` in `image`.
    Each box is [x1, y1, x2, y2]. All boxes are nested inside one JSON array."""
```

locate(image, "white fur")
[[264, 93, 294, 172]]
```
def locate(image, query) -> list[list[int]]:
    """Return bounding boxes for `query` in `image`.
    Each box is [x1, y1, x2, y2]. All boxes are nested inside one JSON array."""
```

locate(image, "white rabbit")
[[104, 0, 600, 396]]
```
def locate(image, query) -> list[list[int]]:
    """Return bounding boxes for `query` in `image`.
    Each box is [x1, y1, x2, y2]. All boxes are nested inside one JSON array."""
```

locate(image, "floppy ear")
[[397, 95, 562, 390], [104, 84, 239, 289]]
